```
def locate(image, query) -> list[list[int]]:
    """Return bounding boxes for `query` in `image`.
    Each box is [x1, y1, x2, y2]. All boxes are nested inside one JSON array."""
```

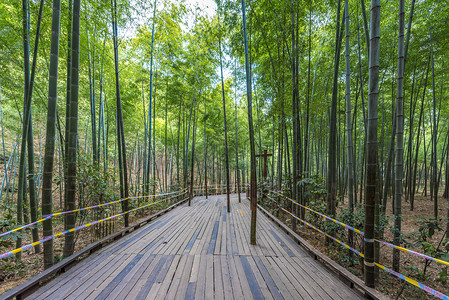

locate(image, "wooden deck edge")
[[0, 197, 189, 300], [257, 203, 389, 300]]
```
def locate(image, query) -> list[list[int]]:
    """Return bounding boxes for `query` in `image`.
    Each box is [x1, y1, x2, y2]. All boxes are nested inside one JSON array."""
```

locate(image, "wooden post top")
[[255, 149, 272, 158]]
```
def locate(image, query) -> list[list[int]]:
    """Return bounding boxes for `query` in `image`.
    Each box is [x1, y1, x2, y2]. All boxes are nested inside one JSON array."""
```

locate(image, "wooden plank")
[[220, 255, 234, 300], [214, 219, 223, 255], [107, 252, 159, 299], [121, 254, 162, 299], [204, 255, 214, 300], [60, 254, 129, 299], [145, 255, 181, 300], [151, 209, 196, 255], [196, 202, 219, 255], [185, 282, 196, 300], [190, 203, 216, 255], [167, 202, 215, 256], [244, 255, 274, 300], [182, 254, 199, 300], [228, 213, 239, 255], [28, 253, 113, 299], [124, 211, 191, 254], [193, 254, 207, 299], [232, 206, 252, 255], [256, 255, 295, 300], [232, 255, 254, 300], [174, 213, 206, 255], [165, 254, 194, 299], [185, 214, 210, 255], [239, 256, 266, 300], [126, 255, 167, 299], [207, 221, 219, 255], [256, 226, 277, 257], [206, 207, 221, 253], [153, 254, 187, 299], [155, 216, 195, 254], [252, 256, 286, 300], [79, 254, 137, 299], [238, 204, 264, 257], [290, 256, 358, 300], [230, 211, 246, 255], [173, 255, 195, 299], [220, 208, 229, 256], [167, 208, 202, 254], [226, 254, 244, 300], [213, 255, 224, 300], [272, 256, 319, 300], [188, 254, 201, 283], [117, 254, 171, 299], [94, 254, 144, 300], [278, 256, 333, 300]]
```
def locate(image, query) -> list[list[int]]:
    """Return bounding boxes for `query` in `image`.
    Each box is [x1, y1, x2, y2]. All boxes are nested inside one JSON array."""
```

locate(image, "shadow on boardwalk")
[[27, 194, 364, 299]]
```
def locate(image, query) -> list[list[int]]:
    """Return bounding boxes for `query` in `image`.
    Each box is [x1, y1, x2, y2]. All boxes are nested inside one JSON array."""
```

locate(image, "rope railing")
[[270, 190, 449, 268], [280, 206, 449, 300], [192, 184, 245, 192], [265, 191, 449, 299], [270, 190, 364, 235], [0, 190, 189, 260], [191, 185, 234, 196], [0, 188, 188, 238]]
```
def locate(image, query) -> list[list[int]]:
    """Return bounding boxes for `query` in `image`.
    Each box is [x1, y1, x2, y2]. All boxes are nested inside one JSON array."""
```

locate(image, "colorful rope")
[[281, 208, 364, 257], [0, 189, 188, 238], [272, 191, 449, 268], [0, 191, 189, 260], [282, 207, 449, 300], [271, 191, 364, 235], [375, 263, 449, 300]]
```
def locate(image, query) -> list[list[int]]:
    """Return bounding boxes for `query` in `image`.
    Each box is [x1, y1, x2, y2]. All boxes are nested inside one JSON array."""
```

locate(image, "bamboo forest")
[[1, 0, 449, 299]]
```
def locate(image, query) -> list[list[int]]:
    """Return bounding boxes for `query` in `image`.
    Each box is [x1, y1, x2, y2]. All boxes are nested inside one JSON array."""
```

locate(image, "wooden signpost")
[[256, 150, 272, 203], [256, 149, 272, 179]]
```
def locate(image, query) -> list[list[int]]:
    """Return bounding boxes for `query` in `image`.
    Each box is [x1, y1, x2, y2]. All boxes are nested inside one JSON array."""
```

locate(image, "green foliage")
[[76, 151, 117, 212], [298, 175, 326, 204], [340, 202, 365, 233], [417, 217, 442, 242], [0, 199, 35, 280], [0, 201, 21, 250], [438, 267, 447, 284]]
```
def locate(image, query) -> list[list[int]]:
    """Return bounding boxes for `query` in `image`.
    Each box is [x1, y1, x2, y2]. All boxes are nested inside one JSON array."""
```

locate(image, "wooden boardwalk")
[[28, 194, 363, 299]]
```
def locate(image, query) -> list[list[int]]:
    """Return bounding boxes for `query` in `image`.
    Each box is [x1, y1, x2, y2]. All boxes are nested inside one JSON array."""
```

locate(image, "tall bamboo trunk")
[[291, 3, 298, 231], [393, 0, 405, 272], [327, 0, 342, 232], [242, 0, 257, 245], [63, 0, 80, 258], [218, 24, 231, 212], [112, 0, 129, 227], [364, 0, 381, 288], [146, 0, 157, 194], [16, 0, 31, 259], [42, 0, 61, 269], [87, 31, 97, 165], [430, 25, 438, 219], [344, 0, 355, 258], [164, 82, 168, 191], [189, 100, 197, 205], [26, 0, 45, 254], [235, 92, 241, 203], [204, 111, 208, 199]]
